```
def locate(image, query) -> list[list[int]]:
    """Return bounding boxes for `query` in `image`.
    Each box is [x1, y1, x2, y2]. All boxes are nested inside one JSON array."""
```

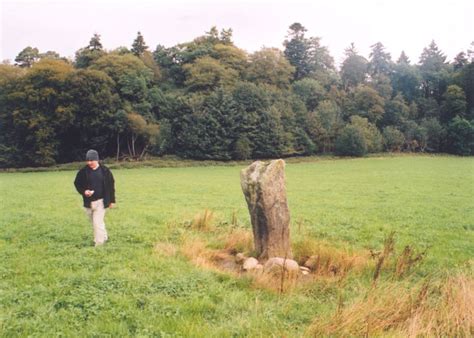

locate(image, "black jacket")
[[74, 164, 115, 208]]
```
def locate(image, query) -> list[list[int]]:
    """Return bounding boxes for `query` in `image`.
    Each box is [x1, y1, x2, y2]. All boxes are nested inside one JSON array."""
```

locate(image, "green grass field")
[[1, 155, 473, 336]]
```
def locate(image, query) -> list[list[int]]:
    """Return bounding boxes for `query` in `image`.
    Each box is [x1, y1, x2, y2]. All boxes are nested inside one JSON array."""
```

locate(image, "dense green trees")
[[131, 32, 149, 57], [14, 47, 40, 68], [0, 27, 473, 167]]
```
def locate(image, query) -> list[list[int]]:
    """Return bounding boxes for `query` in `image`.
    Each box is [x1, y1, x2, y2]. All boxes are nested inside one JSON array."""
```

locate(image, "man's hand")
[[84, 190, 94, 197], [109, 203, 115, 209]]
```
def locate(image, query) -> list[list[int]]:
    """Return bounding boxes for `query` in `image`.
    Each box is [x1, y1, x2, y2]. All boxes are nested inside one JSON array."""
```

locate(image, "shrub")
[[447, 116, 474, 155], [335, 125, 367, 156], [233, 136, 252, 160], [349, 116, 383, 153], [382, 126, 405, 152]]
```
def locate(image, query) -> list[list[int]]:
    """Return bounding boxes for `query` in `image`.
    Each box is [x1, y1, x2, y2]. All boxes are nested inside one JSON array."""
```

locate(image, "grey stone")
[[263, 257, 299, 279], [300, 266, 311, 272], [235, 253, 246, 264], [255, 264, 264, 274], [240, 160, 292, 259], [243, 257, 259, 271]]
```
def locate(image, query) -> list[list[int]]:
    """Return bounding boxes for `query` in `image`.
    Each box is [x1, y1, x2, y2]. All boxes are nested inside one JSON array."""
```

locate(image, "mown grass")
[[0, 155, 473, 336]]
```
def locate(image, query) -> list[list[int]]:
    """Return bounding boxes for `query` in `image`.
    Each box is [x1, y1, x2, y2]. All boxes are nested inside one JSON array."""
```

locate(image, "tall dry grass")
[[218, 228, 254, 254], [308, 274, 474, 337], [190, 208, 215, 230], [292, 237, 371, 278]]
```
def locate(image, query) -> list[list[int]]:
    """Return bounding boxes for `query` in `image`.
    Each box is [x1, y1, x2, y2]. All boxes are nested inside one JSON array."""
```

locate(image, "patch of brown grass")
[[293, 237, 370, 277], [218, 228, 254, 254], [308, 274, 474, 337], [180, 236, 238, 273]]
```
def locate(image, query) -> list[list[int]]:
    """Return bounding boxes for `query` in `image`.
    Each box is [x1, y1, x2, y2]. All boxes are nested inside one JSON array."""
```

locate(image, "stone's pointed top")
[[241, 159, 286, 185]]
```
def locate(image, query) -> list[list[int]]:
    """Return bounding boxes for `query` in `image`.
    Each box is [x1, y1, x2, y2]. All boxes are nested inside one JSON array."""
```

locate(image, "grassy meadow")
[[1, 155, 473, 336]]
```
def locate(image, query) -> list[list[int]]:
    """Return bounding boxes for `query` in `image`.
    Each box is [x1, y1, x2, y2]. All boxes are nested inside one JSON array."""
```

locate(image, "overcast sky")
[[1, 0, 473, 66]]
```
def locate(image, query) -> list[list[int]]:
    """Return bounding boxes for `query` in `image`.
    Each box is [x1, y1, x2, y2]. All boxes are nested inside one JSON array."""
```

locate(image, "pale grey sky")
[[1, 0, 473, 66]]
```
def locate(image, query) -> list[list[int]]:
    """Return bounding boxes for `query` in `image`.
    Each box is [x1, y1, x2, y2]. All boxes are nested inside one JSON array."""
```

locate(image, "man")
[[74, 149, 115, 246]]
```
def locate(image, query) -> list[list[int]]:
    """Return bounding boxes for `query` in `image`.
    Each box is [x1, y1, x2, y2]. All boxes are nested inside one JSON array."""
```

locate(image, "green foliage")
[[2, 59, 75, 166], [292, 127, 317, 155], [247, 48, 294, 88], [75, 34, 106, 68], [456, 63, 474, 118], [3, 28, 473, 168], [420, 118, 446, 152], [283, 23, 335, 83], [284, 23, 311, 80], [131, 31, 148, 57], [341, 45, 368, 90], [418, 40, 450, 101], [231, 83, 287, 158], [382, 93, 410, 128], [292, 78, 326, 111], [90, 54, 153, 86], [15, 46, 40, 67], [447, 116, 474, 155], [382, 126, 405, 151], [335, 125, 367, 156], [402, 120, 428, 152], [440, 85, 467, 123], [172, 90, 238, 159], [368, 42, 392, 77], [60, 68, 119, 161], [349, 116, 383, 153], [183, 56, 238, 92], [350, 85, 385, 123], [306, 99, 343, 153], [211, 43, 247, 77], [391, 61, 421, 102], [125, 113, 160, 159], [232, 136, 252, 160]]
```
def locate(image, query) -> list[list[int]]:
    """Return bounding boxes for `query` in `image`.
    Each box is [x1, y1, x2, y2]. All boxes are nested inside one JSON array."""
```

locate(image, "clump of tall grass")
[[370, 232, 428, 283], [190, 209, 215, 231], [394, 245, 427, 278], [371, 231, 396, 283], [308, 274, 474, 337], [218, 228, 253, 254]]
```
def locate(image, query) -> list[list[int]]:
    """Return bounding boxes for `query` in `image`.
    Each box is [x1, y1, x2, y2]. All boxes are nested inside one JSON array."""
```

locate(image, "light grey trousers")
[[84, 199, 108, 246]]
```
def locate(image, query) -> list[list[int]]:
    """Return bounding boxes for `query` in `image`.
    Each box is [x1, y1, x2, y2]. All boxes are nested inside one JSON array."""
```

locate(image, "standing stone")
[[240, 160, 292, 259]]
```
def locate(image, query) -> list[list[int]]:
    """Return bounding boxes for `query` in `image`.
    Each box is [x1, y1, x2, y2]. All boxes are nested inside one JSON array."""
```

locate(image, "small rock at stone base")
[[243, 257, 259, 271], [300, 266, 310, 272], [235, 253, 246, 264], [263, 257, 300, 279]]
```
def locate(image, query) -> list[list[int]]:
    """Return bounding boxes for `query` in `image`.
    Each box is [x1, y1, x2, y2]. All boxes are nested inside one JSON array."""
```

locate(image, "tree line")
[[0, 24, 473, 167]]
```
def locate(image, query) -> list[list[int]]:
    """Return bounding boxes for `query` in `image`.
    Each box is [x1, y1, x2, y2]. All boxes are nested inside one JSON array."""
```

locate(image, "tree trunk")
[[127, 139, 132, 158], [240, 160, 292, 259], [132, 134, 136, 158], [139, 144, 148, 160], [116, 133, 120, 162]]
